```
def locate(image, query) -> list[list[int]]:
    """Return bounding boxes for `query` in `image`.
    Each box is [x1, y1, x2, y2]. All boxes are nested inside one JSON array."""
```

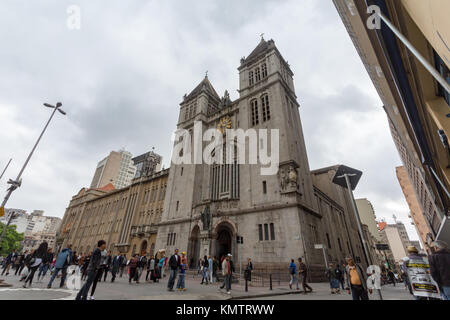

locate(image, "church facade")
[[154, 38, 367, 278]]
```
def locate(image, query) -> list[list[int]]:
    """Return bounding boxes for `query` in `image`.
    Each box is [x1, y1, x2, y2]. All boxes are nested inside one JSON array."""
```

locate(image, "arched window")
[[251, 99, 259, 126], [249, 70, 254, 86], [261, 94, 270, 122], [261, 63, 268, 78], [255, 67, 261, 82]]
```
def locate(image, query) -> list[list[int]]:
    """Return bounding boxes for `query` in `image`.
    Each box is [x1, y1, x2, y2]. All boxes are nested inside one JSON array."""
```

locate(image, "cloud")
[[0, 0, 418, 240]]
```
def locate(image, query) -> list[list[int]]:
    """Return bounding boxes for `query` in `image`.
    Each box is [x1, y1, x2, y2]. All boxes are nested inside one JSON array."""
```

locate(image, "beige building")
[[396, 166, 434, 252], [379, 221, 411, 263], [154, 39, 367, 280], [90, 149, 137, 189], [333, 0, 450, 245], [355, 198, 381, 242], [22, 232, 57, 253], [57, 153, 168, 258]]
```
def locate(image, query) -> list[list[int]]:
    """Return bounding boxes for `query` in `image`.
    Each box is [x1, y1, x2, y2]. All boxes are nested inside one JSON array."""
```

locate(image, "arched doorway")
[[140, 240, 148, 255], [187, 226, 201, 269], [216, 228, 232, 259]]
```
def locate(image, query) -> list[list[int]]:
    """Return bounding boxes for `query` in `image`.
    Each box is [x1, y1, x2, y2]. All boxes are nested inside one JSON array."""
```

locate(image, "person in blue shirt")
[[176, 251, 187, 291], [289, 259, 299, 290]]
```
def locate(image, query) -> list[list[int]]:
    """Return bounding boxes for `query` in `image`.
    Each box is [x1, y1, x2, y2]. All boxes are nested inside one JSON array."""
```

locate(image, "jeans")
[[290, 274, 299, 289], [201, 267, 208, 283], [76, 270, 96, 300], [224, 274, 232, 291], [47, 267, 68, 288], [24, 266, 39, 285], [167, 269, 178, 290], [38, 264, 49, 279], [441, 286, 450, 300], [90, 268, 103, 296], [209, 269, 213, 283], [176, 274, 186, 289], [350, 285, 369, 300]]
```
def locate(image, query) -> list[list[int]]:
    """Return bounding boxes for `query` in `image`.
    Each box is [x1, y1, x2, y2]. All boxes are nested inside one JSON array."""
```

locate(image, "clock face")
[[217, 116, 232, 134]]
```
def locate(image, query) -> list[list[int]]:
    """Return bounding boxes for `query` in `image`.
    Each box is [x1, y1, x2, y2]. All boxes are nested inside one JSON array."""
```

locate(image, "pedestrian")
[[429, 240, 450, 300], [102, 251, 112, 282], [37, 248, 53, 282], [89, 248, 108, 299], [298, 257, 313, 294], [344, 256, 370, 300], [387, 269, 396, 286], [289, 259, 299, 290], [14, 250, 27, 276], [81, 254, 90, 281], [47, 244, 73, 288], [208, 255, 213, 284], [110, 253, 121, 282], [75, 240, 106, 300], [23, 242, 48, 288], [244, 258, 253, 285], [176, 251, 187, 291], [1, 249, 17, 276], [137, 253, 147, 282], [167, 248, 181, 291], [219, 254, 234, 294], [325, 263, 340, 294], [146, 255, 155, 282], [128, 254, 139, 284], [152, 254, 160, 283], [119, 254, 127, 278], [200, 255, 209, 284], [159, 253, 167, 279]]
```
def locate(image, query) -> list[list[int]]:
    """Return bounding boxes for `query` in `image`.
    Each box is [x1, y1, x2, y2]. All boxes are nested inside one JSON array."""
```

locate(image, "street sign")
[[314, 244, 323, 249], [376, 244, 390, 251], [0, 207, 4, 217]]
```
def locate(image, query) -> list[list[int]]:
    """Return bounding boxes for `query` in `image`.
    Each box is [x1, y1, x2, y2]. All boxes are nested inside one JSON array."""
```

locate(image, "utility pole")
[[0, 102, 66, 244]]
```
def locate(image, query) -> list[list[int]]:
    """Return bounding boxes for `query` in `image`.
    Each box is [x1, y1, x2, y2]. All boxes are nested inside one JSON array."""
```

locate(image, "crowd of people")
[[1, 239, 448, 300]]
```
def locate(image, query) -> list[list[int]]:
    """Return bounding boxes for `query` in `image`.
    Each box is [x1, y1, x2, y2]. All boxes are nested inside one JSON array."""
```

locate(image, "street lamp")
[[0, 102, 66, 244], [332, 165, 383, 300]]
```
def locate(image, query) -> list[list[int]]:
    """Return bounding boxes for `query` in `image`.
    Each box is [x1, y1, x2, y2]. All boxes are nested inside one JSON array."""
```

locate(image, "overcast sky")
[[0, 0, 419, 240]]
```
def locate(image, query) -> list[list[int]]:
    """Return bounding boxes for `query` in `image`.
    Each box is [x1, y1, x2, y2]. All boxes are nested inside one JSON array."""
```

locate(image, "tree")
[[0, 222, 24, 257]]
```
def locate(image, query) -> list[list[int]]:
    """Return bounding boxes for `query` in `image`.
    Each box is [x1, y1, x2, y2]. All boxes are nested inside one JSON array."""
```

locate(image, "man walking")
[[345, 256, 370, 300], [208, 255, 213, 284], [429, 240, 450, 300], [110, 253, 122, 283], [75, 240, 106, 300], [289, 259, 299, 290], [220, 254, 234, 294], [167, 248, 180, 291], [119, 254, 127, 278], [1, 249, 17, 276], [298, 257, 313, 294], [14, 250, 27, 276], [37, 248, 53, 282], [47, 245, 72, 288]]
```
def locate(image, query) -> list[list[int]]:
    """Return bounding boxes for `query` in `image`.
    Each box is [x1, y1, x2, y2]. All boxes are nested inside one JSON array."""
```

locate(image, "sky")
[[0, 0, 419, 240]]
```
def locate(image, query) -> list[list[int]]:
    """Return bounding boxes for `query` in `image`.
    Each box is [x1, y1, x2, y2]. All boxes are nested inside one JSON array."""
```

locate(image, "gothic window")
[[210, 142, 240, 201], [185, 106, 190, 121], [251, 99, 259, 126], [258, 224, 263, 241], [261, 63, 267, 78], [261, 94, 270, 122], [270, 223, 275, 240], [255, 67, 261, 82], [326, 233, 331, 249], [262, 181, 267, 194], [249, 70, 254, 86], [176, 201, 179, 211], [264, 224, 269, 240], [338, 238, 342, 252]]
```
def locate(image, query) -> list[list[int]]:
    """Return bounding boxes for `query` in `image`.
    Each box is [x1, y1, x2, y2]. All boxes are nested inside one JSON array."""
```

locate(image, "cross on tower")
[[260, 33, 265, 40]]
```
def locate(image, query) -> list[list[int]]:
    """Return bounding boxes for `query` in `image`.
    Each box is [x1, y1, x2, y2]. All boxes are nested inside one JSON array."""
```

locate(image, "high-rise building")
[[379, 221, 412, 263], [132, 150, 163, 179], [396, 166, 434, 252], [90, 149, 137, 189], [355, 198, 381, 242], [333, 0, 450, 245]]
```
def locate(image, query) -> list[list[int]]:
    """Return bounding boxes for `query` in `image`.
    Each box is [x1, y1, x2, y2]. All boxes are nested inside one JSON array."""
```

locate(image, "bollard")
[[245, 278, 248, 292], [270, 274, 273, 290]]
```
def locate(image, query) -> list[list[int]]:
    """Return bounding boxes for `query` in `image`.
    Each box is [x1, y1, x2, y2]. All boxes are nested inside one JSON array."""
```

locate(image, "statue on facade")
[[288, 166, 297, 186], [200, 205, 211, 231], [218, 90, 231, 109]]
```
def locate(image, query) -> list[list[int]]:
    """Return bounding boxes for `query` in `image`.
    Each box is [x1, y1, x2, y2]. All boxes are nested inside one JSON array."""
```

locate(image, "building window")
[[264, 224, 269, 241], [181, 167, 183, 176], [261, 94, 270, 122], [262, 181, 267, 194], [249, 71, 254, 86], [251, 99, 259, 126], [338, 238, 342, 252], [270, 223, 275, 240], [258, 224, 263, 241], [326, 233, 331, 249], [261, 63, 267, 78], [255, 67, 261, 82], [176, 201, 179, 211]]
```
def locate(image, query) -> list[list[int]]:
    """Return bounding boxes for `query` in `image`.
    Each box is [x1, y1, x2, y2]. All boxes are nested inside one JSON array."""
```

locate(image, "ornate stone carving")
[[278, 161, 301, 195], [200, 205, 211, 231]]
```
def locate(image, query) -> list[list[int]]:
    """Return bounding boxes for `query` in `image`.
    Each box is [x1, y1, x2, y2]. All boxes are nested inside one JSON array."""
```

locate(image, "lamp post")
[[0, 159, 12, 181], [332, 165, 383, 300], [0, 102, 66, 244]]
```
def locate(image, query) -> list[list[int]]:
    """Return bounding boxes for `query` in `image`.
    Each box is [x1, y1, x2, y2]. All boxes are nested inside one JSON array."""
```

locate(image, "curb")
[[228, 290, 303, 300]]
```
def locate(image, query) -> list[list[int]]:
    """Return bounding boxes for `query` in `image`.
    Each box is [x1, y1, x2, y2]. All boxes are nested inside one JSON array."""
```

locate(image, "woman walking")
[[325, 263, 341, 294], [200, 255, 209, 284], [23, 242, 48, 288], [128, 254, 139, 284], [244, 258, 253, 285], [146, 255, 155, 282]]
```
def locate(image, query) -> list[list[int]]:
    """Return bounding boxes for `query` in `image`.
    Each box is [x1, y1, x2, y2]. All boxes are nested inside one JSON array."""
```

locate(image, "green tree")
[[0, 222, 24, 257]]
